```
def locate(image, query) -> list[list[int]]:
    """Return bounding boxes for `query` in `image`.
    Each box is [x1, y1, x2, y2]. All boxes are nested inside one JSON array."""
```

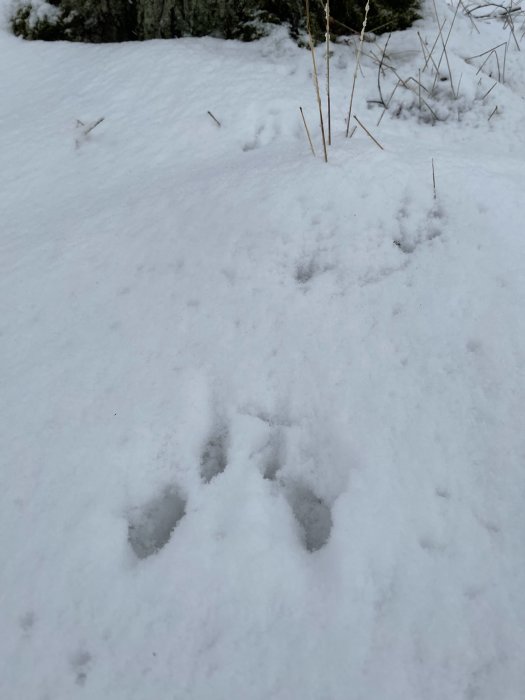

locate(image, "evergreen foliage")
[[12, 0, 419, 43]]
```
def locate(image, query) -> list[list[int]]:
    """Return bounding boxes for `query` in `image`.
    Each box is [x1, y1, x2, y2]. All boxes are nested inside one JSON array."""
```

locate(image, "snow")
[[1, 1, 525, 697]]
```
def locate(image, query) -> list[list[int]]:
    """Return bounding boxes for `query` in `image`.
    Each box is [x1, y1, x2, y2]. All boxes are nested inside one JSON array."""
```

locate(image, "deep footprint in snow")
[[284, 481, 333, 553], [70, 650, 93, 687], [295, 258, 319, 284], [200, 427, 228, 483], [19, 611, 35, 632], [394, 203, 444, 253], [261, 429, 283, 481], [128, 487, 186, 559], [294, 257, 333, 285]]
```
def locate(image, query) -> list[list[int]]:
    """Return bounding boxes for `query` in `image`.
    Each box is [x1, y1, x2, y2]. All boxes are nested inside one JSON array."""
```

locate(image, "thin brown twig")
[[418, 31, 429, 63], [459, 0, 481, 32], [377, 79, 401, 125], [494, 49, 502, 80], [473, 3, 520, 12], [465, 2, 521, 17], [354, 115, 384, 149], [84, 117, 104, 136], [481, 80, 498, 99], [300, 107, 316, 156], [419, 96, 440, 122], [466, 41, 507, 60], [507, 12, 521, 49], [431, 0, 458, 97], [346, 0, 370, 136], [475, 48, 501, 81], [422, 19, 447, 72], [377, 33, 392, 107], [326, 0, 332, 145], [305, 0, 328, 162], [207, 111, 221, 127], [406, 75, 432, 94], [329, 17, 360, 35], [368, 19, 397, 33]]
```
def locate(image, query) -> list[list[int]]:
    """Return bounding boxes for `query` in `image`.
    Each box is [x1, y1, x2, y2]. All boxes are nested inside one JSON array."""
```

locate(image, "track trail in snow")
[[1, 3, 525, 698]]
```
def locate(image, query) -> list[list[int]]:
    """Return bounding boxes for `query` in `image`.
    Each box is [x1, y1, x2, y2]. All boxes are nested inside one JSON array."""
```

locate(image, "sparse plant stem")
[[432, 159, 437, 199], [467, 42, 506, 61], [377, 79, 401, 125], [481, 80, 498, 99], [406, 76, 431, 94], [305, 0, 328, 162], [377, 33, 392, 107], [346, 0, 370, 137], [495, 49, 502, 79], [75, 117, 104, 149], [419, 96, 440, 123], [475, 49, 495, 74], [329, 16, 360, 35], [460, 0, 481, 32], [475, 47, 501, 81], [505, 10, 521, 49], [207, 111, 221, 127], [354, 115, 384, 150], [422, 19, 447, 72], [300, 107, 317, 156], [418, 32, 431, 70], [325, 1, 331, 145], [431, 0, 458, 97], [465, 2, 521, 19], [84, 117, 104, 136], [488, 105, 498, 120]]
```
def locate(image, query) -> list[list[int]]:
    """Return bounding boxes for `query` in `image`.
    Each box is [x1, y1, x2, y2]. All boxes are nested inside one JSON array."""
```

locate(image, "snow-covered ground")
[[1, 1, 525, 697]]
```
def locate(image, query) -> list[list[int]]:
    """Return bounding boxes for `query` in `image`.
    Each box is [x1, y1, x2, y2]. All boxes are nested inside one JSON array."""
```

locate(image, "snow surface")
[[1, 1, 525, 698]]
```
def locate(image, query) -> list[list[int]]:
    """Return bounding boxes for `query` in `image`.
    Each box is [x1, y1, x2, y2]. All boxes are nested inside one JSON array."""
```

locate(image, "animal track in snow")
[[295, 258, 318, 284], [242, 110, 283, 152], [394, 202, 444, 254], [200, 426, 228, 483], [284, 481, 333, 553], [360, 261, 409, 286], [255, 422, 333, 552], [418, 534, 447, 553], [294, 257, 333, 285], [70, 650, 93, 687], [259, 428, 283, 481], [19, 611, 35, 635], [128, 486, 186, 559], [435, 486, 451, 499]]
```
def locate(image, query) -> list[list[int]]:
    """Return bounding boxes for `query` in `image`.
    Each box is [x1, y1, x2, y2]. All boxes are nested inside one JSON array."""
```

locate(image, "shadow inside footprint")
[[128, 487, 186, 559], [200, 429, 228, 483], [263, 450, 281, 481], [262, 430, 283, 481], [394, 237, 417, 254], [285, 482, 333, 553], [295, 259, 318, 284], [70, 650, 93, 687]]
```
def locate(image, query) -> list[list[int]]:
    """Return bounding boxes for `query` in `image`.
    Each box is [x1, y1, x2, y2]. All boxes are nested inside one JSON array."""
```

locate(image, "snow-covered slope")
[[1, 2, 525, 698]]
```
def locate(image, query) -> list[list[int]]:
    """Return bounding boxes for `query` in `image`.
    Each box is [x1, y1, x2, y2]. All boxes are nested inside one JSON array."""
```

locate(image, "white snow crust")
[[1, 1, 525, 697]]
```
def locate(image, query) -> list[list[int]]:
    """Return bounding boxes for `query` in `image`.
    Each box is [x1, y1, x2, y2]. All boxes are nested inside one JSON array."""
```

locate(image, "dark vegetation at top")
[[11, 0, 420, 43]]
